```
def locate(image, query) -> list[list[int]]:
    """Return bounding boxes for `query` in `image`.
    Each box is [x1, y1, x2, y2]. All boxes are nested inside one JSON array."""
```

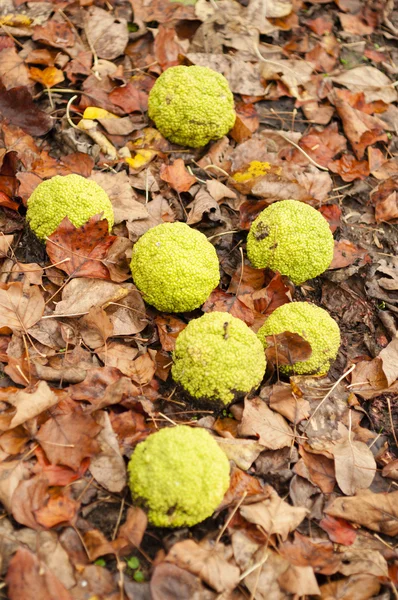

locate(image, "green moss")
[[130, 222, 220, 312], [128, 425, 230, 527], [172, 311, 266, 405], [247, 200, 334, 284], [257, 302, 340, 375], [148, 65, 236, 147], [26, 174, 114, 240]]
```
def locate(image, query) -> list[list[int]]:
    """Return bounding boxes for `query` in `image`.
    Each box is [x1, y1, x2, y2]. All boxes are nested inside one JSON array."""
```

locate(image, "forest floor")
[[0, 0, 398, 598]]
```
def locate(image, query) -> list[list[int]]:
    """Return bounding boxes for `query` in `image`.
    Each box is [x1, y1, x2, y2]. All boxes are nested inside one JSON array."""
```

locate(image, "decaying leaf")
[[239, 397, 294, 449]]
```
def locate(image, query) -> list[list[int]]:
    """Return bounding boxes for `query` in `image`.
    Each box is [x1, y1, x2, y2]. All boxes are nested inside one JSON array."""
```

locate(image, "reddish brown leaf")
[[305, 15, 333, 34], [0, 85, 53, 136], [36, 411, 102, 470], [296, 445, 336, 493], [155, 315, 187, 351], [202, 288, 255, 326], [296, 123, 347, 168], [116, 507, 148, 553], [32, 20, 75, 48], [6, 547, 73, 600], [34, 446, 90, 486], [160, 158, 197, 193], [265, 332, 312, 367], [330, 239, 371, 269], [251, 274, 292, 318], [319, 514, 357, 545], [109, 76, 152, 113], [329, 154, 370, 182], [218, 464, 264, 512], [0, 191, 19, 211], [154, 25, 181, 70], [370, 178, 398, 223], [228, 263, 266, 295], [339, 12, 374, 35], [319, 204, 342, 232], [46, 215, 117, 279], [12, 474, 49, 529], [35, 488, 79, 528], [230, 103, 258, 143], [280, 531, 341, 575]]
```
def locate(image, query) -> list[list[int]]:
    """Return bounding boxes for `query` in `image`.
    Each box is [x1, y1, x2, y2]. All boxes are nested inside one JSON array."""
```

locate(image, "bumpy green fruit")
[[172, 311, 266, 405], [247, 200, 334, 284], [26, 174, 114, 240], [148, 65, 236, 147], [128, 425, 230, 527], [257, 302, 340, 375], [130, 222, 220, 313]]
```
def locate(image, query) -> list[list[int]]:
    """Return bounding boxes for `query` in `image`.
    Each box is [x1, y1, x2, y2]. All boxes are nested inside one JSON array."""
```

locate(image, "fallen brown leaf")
[[166, 539, 240, 593], [46, 215, 117, 279], [240, 486, 308, 540], [329, 239, 371, 269], [319, 574, 380, 600], [239, 397, 294, 449], [332, 438, 376, 495], [36, 411, 102, 470], [325, 489, 398, 536], [89, 411, 126, 493], [265, 331, 312, 367], [2, 381, 59, 432], [0, 281, 44, 332], [0, 85, 53, 136], [319, 514, 357, 545], [160, 158, 197, 193], [280, 531, 341, 575], [155, 314, 187, 351], [6, 547, 73, 600]]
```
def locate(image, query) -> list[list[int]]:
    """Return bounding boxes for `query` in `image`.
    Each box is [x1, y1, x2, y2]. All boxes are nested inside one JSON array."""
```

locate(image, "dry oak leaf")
[[0, 48, 31, 90], [218, 464, 264, 511], [280, 531, 341, 575], [325, 489, 398, 536], [0, 458, 27, 512], [166, 539, 240, 593], [155, 314, 187, 352], [239, 397, 294, 449], [6, 547, 73, 600], [240, 486, 308, 540], [36, 411, 102, 471], [160, 159, 197, 193], [150, 562, 215, 600], [34, 489, 79, 529], [268, 384, 311, 424], [332, 438, 376, 496], [329, 239, 371, 270], [318, 514, 357, 546], [46, 215, 117, 279], [187, 188, 224, 225], [338, 547, 388, 578], [329, 154, 370, 182], [0, 281, 44, 331]]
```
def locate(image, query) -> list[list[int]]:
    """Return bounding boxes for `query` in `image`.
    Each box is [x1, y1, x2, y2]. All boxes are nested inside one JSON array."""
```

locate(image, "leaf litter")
[[0, 0, 398, 598]]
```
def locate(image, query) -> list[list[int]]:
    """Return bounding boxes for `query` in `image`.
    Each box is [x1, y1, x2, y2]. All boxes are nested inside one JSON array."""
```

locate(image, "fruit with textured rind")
[[148, 65, 236, 147], [26, 174, 114, 240], [130, 222, 220, 313], [257, 302, 340, 375], [172, 311, 266, 405], [247, 200, 334, 284], [128, 425, 230, 527]]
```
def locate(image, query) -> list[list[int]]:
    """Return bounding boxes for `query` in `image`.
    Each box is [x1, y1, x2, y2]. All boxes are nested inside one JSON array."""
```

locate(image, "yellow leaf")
[[232, 161, 274, 183], [126, 150, 156, 170], [29, 66, 64, 88], [83, 107, 119, 120], [0, 14, 32, 27]]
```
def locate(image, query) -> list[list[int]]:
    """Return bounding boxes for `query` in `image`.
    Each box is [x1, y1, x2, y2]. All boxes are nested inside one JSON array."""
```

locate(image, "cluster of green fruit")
[[26, 65, 341, 530]]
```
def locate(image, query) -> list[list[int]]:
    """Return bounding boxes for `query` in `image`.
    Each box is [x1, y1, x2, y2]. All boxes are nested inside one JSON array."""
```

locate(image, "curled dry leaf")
[[265, 331, 312, 367], [166, 539, 240, 593], [216, 438, 264, 470], [319, 574, 380, 600], [155, 315, 187, 352], [267, 384, 311, 424], [151, 562, 215, 600], [84, 6, 128, 60], [280, 531, 341, 575], [90, 170, 149, 225], [0, 281, 44, 331], [240, 486, 308, 540], [187, 188, 224, 225], [2, 381, 59, 432], [239, 397, 294, 450]]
